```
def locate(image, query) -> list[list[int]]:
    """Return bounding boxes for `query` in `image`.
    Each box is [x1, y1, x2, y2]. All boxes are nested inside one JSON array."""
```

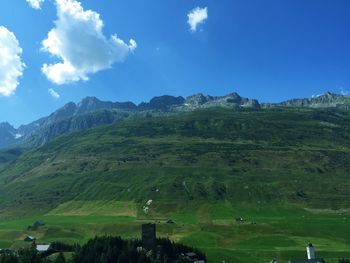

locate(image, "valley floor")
[[0, 201, 350, 263]]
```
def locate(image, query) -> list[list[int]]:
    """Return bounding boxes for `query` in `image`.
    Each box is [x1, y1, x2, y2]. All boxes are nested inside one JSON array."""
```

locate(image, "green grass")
[[0, 203, 350, 262], [48, 201, 137, 217]]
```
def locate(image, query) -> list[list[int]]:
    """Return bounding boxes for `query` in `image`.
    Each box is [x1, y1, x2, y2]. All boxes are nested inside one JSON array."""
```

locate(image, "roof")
[[36, 245, 50, 252], [289, 259, 325, 263], [186, 252, 197, 257]]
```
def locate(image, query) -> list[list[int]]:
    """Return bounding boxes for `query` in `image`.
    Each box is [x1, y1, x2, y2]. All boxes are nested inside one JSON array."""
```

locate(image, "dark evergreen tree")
[[54, 253, 66, 263]]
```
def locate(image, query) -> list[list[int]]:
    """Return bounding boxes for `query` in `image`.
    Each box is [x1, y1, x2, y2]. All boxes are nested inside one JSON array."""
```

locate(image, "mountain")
[[0, 92, 260, 148], [3, 91, 350, 150], [263, 92, 350, 109], [1, 106, 350, 217]]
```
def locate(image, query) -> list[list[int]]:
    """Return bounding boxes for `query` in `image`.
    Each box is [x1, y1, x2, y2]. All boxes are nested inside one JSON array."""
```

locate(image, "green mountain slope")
[[1, 107, 350, 217]]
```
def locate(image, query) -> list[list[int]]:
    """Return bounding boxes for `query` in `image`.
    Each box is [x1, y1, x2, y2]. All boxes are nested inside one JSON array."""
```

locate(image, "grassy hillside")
[[1, 107, 350, 213], [1, 107, 350, 262]]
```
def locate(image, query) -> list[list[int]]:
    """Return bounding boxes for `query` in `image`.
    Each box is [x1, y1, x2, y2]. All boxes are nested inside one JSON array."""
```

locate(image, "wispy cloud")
[[340, 87, 350, 96], [0, 26, 25, 96], [26, 0, 45, 9], [48, 88, 60, 99], [187, 7, 208, 32], [41, 0, 137, 85]]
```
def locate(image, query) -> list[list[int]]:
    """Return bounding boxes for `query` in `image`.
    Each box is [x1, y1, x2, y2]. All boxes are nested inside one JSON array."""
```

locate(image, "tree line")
[[0, 236, 206, 263]]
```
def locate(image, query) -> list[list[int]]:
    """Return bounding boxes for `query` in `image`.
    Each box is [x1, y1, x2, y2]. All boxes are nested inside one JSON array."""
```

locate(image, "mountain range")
[[0, 91, 349, 149]]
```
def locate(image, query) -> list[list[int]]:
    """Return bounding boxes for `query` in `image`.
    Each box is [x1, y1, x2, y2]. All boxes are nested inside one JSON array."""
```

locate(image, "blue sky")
[[0, 0, 349, 126]]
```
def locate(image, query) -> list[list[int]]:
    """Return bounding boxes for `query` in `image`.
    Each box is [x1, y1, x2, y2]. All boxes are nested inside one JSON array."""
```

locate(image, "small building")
[[36, 245, 50, 253], [235, 217, 244, 224], [142, 223, 156, 250], [288, 243, 325, 263], [289, 260, 325, 263], [185, 252, 200, 262], [24, 236, 36, 242]]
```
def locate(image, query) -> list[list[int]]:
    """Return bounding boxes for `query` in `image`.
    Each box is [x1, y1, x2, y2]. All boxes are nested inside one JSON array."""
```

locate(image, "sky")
[[0, 0, 349, 127]]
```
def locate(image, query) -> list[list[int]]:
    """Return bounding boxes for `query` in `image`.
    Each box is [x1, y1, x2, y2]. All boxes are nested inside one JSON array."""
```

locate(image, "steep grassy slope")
[[1, 107, 350, 216]]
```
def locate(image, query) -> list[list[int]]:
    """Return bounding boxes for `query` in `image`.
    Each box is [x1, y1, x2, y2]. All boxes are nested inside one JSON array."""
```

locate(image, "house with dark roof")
[[24, 236, 36, 242]]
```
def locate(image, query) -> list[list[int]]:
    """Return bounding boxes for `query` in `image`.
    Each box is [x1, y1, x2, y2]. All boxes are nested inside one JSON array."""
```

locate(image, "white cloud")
[[48, 88, 60, 98], [187, 7, 208, 32], [41, 0, 137, 85], [26, 0, 45, 9], [0, 26, 25, 96]]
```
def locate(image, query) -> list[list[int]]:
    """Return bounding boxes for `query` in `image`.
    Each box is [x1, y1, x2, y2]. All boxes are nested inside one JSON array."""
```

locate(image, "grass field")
[[0, 201, 350, 263]]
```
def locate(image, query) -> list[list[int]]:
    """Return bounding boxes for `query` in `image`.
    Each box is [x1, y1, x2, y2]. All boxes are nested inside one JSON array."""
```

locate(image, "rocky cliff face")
[[139, 95, 185, 110], [75, 96, 137, 115], [28, 110, 121, 145], [181, 92, 260, 110]]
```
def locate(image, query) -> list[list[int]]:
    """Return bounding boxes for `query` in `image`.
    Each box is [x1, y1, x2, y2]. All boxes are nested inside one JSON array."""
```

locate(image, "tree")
[[54, 253, 66, 263], [117, 253, 128, 263]]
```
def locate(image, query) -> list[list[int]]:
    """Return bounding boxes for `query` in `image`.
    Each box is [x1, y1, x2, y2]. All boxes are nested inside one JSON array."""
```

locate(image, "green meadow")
[[1, 201, 350, 263]]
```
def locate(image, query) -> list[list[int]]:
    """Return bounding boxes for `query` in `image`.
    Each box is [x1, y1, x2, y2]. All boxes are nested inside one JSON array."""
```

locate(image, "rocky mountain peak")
[[0, 122, 15, 130], [138, 95, 185, 110], [183, 92, 260, 109], [185, 93, 209, 106], [48, 102, 77, 123], [0, 122, 16, 148]]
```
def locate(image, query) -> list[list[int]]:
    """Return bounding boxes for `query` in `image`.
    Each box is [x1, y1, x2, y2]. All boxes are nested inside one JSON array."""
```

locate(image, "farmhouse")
[[186, 252, 198, 260], [179, 252, 206, 262], [24, 236, 35, 242]]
